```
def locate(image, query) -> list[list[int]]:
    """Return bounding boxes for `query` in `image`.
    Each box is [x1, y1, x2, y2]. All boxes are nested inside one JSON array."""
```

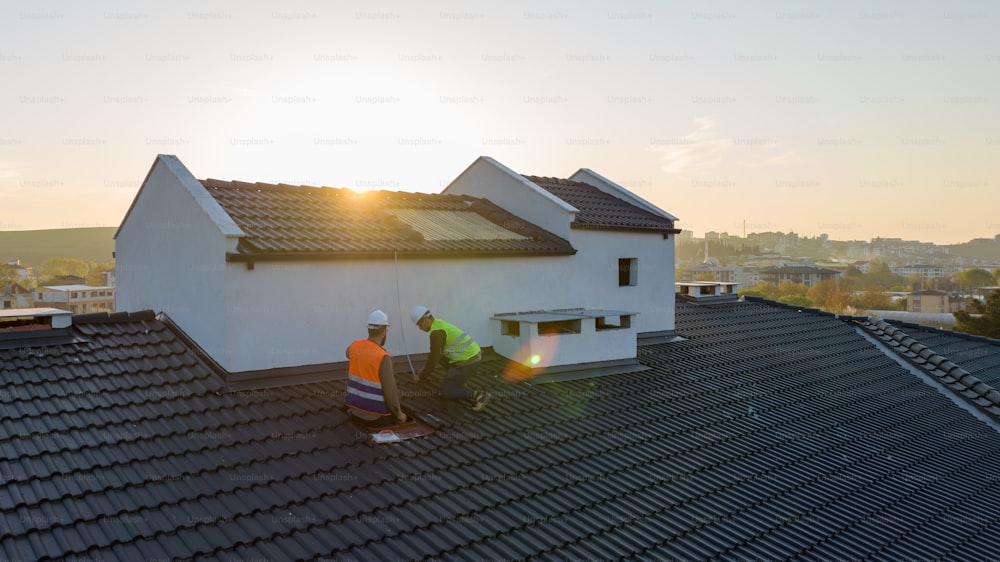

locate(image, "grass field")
[[0, 227, 116, 269]]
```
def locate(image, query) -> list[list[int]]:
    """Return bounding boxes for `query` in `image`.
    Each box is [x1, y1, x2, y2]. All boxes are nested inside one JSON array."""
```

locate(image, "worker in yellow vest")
[[411, 305, 490, 411], [345, 310, 407, 428]]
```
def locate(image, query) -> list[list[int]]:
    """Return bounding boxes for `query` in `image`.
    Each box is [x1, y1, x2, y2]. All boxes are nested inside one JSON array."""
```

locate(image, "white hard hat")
[[410, 305, 430, 325], [367, 309, 389, 327]]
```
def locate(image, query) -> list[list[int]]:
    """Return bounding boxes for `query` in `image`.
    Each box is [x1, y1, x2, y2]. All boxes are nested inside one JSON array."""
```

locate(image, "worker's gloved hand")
[[412, 372, 421, 384]]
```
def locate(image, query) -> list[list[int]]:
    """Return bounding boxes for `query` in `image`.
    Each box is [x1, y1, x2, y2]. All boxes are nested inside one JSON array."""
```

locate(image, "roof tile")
[[201, 179, 573, 258], [524, 175, 676, 233]]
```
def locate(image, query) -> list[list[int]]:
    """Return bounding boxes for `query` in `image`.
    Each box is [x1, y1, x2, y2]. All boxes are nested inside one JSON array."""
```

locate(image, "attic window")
[[538, 319, 581, 336], [619, 258, 637, 286]]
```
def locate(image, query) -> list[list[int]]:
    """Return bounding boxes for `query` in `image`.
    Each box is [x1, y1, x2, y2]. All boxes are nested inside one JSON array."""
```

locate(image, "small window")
[[71, 292, 78, 298], [500, 320, 521, 337], [619, 258, 637, 287], [538, 319, 581, 336]]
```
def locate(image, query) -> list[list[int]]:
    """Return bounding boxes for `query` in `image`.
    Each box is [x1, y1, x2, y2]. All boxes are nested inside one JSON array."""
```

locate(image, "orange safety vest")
[[345, 339, 391, 416]]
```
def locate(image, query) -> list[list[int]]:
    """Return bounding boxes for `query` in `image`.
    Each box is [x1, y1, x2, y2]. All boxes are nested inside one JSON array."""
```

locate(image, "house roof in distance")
[[523, 175, 678, 234], [4, 297, 1000, 560], [200, 179, 575, 260]]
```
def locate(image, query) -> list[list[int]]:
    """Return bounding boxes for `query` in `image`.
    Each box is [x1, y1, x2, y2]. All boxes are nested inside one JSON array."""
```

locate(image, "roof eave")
[[225, 248, 578, 263], [572, 223, 681, 236]]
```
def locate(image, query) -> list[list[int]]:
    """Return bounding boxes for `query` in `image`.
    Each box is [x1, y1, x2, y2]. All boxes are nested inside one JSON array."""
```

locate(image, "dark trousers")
[[441, 359, 479, 400]]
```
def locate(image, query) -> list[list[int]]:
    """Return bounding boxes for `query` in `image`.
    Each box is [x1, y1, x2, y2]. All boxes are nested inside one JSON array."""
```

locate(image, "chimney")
[[676, 281, 740, 304]]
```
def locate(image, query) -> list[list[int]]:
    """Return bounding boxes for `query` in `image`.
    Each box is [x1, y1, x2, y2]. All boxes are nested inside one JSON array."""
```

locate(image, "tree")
[[807, 279, 849, 313], [851, 289, 895, 312], [739, 281, 810, 302], [860, 260, 905, 289], [86, 259, 115, 286], [954, 268, 995, 293], [38, 257, 89, 283], [953, 290, 1000, 338], [778, 295, 813, 307]]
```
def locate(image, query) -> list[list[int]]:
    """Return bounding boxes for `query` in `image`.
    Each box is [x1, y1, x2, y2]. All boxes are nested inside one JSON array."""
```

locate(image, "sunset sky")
[[2, 0, 997, 245]]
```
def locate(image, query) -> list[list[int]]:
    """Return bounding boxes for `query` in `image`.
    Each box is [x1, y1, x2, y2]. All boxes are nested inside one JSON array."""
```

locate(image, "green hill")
[[0, 227, 117, 269]]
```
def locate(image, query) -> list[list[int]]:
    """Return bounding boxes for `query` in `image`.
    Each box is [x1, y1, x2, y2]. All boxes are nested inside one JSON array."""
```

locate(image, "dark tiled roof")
[[864, 318, 1000, 407], [4, 302, 1000, 560], [523, 175, 677, 233], [201, 179, 574, 259]]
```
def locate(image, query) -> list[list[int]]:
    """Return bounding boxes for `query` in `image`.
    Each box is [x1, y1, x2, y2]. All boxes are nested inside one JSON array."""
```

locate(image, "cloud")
[[651, 116, 796, 177], [650, 116, 730, 179], [0, 161, 22, 180]]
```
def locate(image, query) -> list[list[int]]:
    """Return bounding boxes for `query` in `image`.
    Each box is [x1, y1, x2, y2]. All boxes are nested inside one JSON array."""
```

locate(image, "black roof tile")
[[5, 300, 1000, 558]]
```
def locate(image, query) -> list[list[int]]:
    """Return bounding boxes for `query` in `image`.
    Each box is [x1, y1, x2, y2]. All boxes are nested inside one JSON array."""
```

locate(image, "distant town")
[[675, 230, 1000, 329]]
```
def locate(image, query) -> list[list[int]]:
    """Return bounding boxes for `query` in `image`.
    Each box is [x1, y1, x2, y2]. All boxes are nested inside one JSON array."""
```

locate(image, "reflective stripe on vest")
[[431, 318, 481, 363], [345, 339, 391, 416]]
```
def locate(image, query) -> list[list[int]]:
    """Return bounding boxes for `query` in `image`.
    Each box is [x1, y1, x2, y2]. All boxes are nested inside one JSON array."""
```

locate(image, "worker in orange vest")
[[345, 310, 407, 428]]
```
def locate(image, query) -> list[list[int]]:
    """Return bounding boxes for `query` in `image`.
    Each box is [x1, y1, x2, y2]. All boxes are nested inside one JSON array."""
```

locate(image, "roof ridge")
[[741, 295, 838, 318], [74, 310, 157, 324], [885, 318, 1000, 346], [862, 318, 1000, 418]]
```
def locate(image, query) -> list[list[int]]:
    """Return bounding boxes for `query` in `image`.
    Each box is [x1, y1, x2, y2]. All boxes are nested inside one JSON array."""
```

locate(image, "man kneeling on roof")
[[411, 305, 490, 412], [345, 310, 408, 428]]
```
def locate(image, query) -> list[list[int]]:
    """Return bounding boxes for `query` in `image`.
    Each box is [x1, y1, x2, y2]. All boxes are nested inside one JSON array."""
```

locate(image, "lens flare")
[[500, 336, 559, 382]]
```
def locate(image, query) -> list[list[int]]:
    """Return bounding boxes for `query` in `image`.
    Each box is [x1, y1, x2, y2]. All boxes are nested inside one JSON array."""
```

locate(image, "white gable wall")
[[442, 156, 577, 240], [115, 156, 239, 368]]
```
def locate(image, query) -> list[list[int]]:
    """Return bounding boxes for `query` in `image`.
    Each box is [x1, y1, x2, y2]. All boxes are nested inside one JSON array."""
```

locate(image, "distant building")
[[734, 265, 764, 289], [894, 264, 946, 279], [680, 258, 736, 283], [49, 274, 87, 285], [35, 284, 115, 313], [907, 289, 964, 314], [1, 282, 33, 309], [760, 265, 841, 288], [3, 260, 33, 281]]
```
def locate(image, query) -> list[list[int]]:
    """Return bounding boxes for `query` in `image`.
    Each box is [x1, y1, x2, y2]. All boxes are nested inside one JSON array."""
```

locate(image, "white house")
[[115, 155, 679, 376], [34, 284, 115, 313]]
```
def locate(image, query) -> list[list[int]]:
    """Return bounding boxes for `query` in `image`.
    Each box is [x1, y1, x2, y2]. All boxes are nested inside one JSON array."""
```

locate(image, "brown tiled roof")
[[200, 180, 574, 260], [523, 175, 677, 233]]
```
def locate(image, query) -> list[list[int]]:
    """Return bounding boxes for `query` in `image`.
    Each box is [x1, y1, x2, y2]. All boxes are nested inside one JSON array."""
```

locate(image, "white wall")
[[567, 229, 676, 335], [222, 254, 576, 372], [115, 156, 235, 368], [220, 229, 674, 372]]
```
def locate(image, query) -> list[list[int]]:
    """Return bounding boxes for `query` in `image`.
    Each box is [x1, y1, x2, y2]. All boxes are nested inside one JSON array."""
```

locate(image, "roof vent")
[[491, 308, 642, 380], [0, 308, 73, 331], [676, 282, 740, 304]]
